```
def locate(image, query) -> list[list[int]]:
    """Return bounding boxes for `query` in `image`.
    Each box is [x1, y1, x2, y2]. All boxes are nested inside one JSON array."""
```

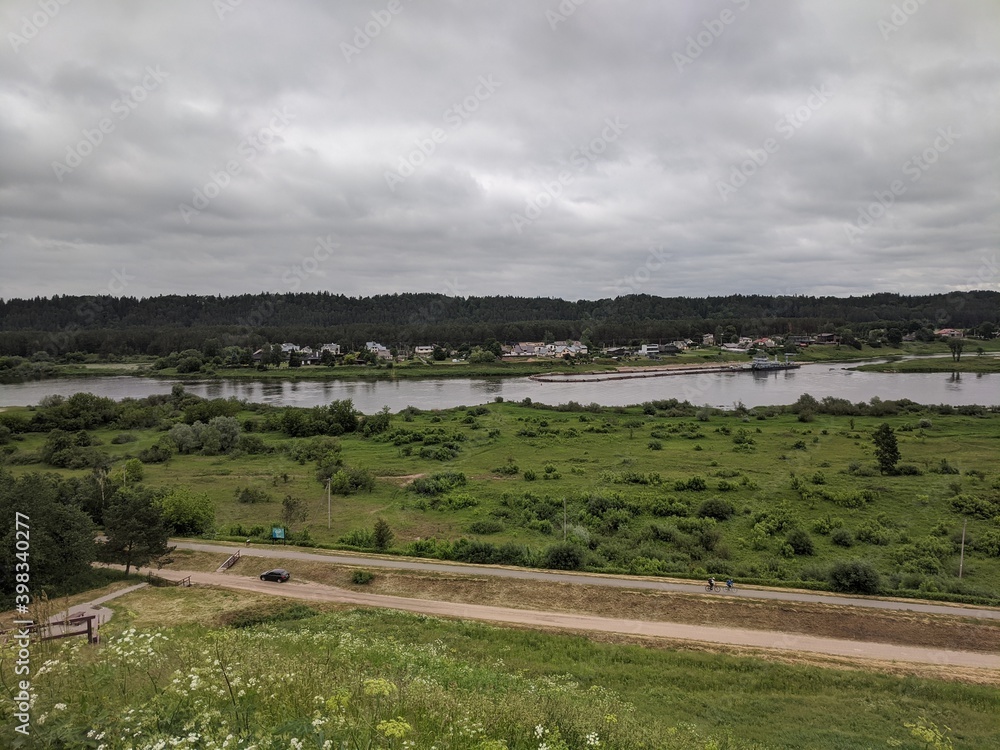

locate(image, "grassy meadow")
[[5, 393, 1000, 601], [3, 586, 997, 749]]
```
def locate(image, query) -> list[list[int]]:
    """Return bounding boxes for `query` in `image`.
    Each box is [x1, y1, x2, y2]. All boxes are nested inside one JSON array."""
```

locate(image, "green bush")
[[829, 560, 882, 594], [786, 528, 815, 556], [351, 570, 374, 585], [542, 542, 584, 570], [831, 528, 855, 547], [696, 498, 735, 521], [468, 519, 504, 534]]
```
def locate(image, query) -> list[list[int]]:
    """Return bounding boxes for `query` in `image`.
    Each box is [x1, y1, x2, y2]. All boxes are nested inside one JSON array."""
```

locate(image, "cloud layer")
[[1, 0, 997, 300]]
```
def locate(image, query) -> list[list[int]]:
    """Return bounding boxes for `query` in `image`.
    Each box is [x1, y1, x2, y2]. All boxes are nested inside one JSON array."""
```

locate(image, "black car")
[[259, 568, 290, 582]]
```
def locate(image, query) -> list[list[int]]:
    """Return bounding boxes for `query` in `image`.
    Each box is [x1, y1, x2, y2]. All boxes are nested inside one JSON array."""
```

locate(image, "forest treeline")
[[0, 290, 996, 356]]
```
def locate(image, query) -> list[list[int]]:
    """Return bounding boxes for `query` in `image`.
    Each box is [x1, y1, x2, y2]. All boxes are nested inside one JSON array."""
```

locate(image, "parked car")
[[259, 568, 290, 582]]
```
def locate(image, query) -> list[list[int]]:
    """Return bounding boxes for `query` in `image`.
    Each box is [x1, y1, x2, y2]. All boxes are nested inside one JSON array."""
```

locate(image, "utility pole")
[[326, 477, 332, 530], [959, 519, 967, 579], [563, 496, 567, 541]]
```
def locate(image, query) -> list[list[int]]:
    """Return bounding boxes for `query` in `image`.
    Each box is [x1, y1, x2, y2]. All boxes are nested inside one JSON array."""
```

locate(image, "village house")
[[365, 341, 392, 359], [934, 328, 965, 338]]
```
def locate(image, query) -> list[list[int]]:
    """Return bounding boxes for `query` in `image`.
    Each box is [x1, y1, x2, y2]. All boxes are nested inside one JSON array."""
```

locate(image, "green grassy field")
[[854, 356, 1000, 374], [6, 395, 1000, 601], [5, 588, 995, 749]]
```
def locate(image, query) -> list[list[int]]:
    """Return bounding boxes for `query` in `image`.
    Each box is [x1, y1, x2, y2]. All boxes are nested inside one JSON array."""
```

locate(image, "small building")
[[934, 328, 964, 338], [414, 345, 435, 356], [640, 343, 660, 356], [702, 333, 715, 346]]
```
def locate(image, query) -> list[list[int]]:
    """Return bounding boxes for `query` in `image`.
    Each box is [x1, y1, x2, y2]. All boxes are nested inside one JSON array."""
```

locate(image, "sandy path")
[[149, 567, 1000, 670], [173, 541, 1000, 621]]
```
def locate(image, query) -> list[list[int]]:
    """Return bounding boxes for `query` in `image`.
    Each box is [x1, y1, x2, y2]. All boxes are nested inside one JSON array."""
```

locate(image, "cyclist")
[[708, 577, 716, 591], [726, 578, 734, 591]]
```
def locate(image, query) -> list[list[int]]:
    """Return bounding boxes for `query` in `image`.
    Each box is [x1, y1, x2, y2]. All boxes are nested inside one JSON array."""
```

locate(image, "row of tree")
[[0, 291, 996, 357]]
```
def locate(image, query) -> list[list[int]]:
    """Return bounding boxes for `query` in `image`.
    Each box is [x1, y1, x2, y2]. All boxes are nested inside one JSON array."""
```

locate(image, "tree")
[[947, 338, 964, 362], [872, 423, 900, 475], [112, 458, 145, 489], [0, 470, 96, 596], [281, 495, 308, 529], [977, 321, 996, 340], [432, 346, 447, 361], [100, 489, 172, 574], [468, 347, 498, 364], [160, 487, 215, 535], [886, 327, 903, 347], [372, 518, 394, 551]]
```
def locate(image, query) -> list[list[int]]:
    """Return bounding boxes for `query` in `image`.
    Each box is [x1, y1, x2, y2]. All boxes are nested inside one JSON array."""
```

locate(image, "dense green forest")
[[0, 291, 996, 356]]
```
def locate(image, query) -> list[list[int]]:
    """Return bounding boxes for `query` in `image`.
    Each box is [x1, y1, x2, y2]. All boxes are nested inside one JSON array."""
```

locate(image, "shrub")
[[523, 469, 537, 481], [647, 440, 662, 451], [235, 487, 272, 504], [408, 472, 467, 496], [112, 432, 138, 444], [542, 542, 584, 571], [949, 494, 998, 520], [786, 528, 815, 556], [138, 444, 173, 464], [829, 560, 882, 594], [674, 476, 707, 492], [350, 570, 374, 585], [491, 462, 520, 475], [696, 498, 735, 521], [831, 528, 855, 547], [468, 519, 504, 534]]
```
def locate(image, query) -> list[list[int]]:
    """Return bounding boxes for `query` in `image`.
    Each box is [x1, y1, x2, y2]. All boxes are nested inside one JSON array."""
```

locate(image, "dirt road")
[[173, 541, 1000, 621], [150, 567, 1000, 670]]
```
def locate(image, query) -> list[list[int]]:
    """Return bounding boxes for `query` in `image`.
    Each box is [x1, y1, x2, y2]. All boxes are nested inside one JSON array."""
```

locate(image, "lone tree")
[[947, 337, 964, 362], [100, 489, 172, 574], [872, 423, 900, 475], [372, 518, 394, 551]]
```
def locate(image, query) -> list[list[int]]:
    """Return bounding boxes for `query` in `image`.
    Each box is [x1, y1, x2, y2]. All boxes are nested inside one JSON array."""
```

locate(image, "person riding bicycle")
[[726, 578, 734, 590], [708, 577, 715, 591]]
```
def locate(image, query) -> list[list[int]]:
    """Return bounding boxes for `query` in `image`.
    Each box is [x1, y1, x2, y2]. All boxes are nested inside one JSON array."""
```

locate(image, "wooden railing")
[[217, 549, 241, 572]]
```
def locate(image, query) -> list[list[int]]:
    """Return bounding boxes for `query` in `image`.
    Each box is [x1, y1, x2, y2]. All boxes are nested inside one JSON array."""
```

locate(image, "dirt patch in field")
[[380, 473, 426, 486], [217, 557, 1000, 655]]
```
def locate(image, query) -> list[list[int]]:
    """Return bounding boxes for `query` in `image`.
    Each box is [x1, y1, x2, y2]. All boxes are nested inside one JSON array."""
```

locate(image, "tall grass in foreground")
[[0, 607, 978, 749], [2, 615, 752, 750]]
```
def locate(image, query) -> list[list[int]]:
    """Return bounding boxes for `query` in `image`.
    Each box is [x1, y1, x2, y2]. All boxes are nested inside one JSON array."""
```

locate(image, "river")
[[0, 365, 996, 412]]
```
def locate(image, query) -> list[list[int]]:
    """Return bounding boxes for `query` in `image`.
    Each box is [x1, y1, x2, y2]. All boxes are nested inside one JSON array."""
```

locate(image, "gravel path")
[[149, 567, 1000, 670], [174, 541, 1000, 620]]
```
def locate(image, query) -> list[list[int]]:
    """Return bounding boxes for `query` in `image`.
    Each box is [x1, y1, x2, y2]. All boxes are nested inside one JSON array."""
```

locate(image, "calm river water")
[[1, 365, 996, 412]]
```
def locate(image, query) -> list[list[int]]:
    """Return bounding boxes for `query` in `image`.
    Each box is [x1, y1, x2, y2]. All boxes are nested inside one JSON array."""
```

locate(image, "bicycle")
[[704, 583, 736, 593]]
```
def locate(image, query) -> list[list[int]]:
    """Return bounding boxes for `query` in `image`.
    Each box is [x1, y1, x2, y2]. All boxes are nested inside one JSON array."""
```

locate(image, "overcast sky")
[[1, 0, 997, 302]]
